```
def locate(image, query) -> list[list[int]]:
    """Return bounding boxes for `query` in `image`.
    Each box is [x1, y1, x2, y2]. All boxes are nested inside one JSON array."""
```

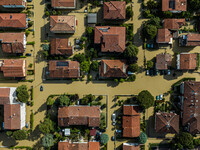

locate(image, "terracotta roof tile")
[[162, 0, 187, 12], [186, 33, 200, 46], [123, 144, 140, 150], [123, 116, 140, 137], [58, 106, 100, 127], [0, 13, 26, 29], [99, 60, 128, 78], [156, 53, 172, 70], [51, 0, 75, 8], [48, 60, 79, 78], [0, 0, 25, 6], [94, 26, 125, 53], [164, 19, 185, 30], [50, 15, 75, 33], [157, 28, 172, 43], [123, 105, 140, 116], [0, 88, 10, 105], [179, 53, 197, 70], [155, 112, 179, 133], [50, 38, 73, 56], [104, 1, 126, 20]]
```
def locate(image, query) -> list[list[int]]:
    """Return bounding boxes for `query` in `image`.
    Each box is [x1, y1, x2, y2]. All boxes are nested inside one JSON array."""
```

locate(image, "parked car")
[[112, 121, 116, 126], [116, 130, 122, 133], [112, 113, 116, 122], [27, 18, 31, 21], [26, 53, 32, 56], [111, 136, 115, 141], [167, 70, 171, 75], [99, 129, 106, 133], [146, 70, 149, 75], [40, 85, 43, 91], [150, 69, 153, 76], [156, 96, 159, 100], [159, 94, 163, 100]]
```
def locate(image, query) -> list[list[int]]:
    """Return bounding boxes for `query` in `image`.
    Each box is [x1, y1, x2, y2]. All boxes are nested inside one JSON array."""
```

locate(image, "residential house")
[[47, 60, 80, 79], [99, 60, 128, 79], [58, 106, 100, 127], [50, 15, 76, 33], [155, 112, 179, 134], [163, 19, 185, 30], [0, 13, 27, 29], [123, 143, 140, 150], [104, 1, 126, 20], [0, 0, 26, 9], [162, 0, 187, 13], [51, 0, 76, 9], [156, 53, 172, 70], [94, 26, 126, 53], [156, 29, 173, 45], [0, 87, 26, 130], [0, 59, 27, 78], [58, 141, 100, 150], [179, 33, 200, 46], [180, 81, 200, 134], [177, 53, 197, 70], [50, 38, 73, 56], [0, 32, 26, 54], [123, 105, 140, 138]]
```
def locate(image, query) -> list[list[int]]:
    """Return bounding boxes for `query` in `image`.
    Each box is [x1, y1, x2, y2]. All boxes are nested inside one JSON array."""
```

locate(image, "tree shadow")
[[35, 50, 45, 63], [40, 22, 50, 43], [34, 102, 47, 115], [0, 132, 18, 147], [28, 125, 41, 141]]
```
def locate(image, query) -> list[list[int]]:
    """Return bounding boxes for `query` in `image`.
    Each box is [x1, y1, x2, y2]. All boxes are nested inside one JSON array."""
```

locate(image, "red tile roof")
[[0, 32, 25, 53], [58, 106, 100, 127], [157, 29, 172, 43], [51, 0, 75, 8], [50, 15, 75, 33], [179, 53, 197, 70], [104, 1, 126, 20], [0, 59, 27, 77], [48, 60, 80, 78], [182, 81, 200, 134], [123, 105, 140, 138], [4, 104, 21, 130], [186, 33, 200, 46], [0, 13, 26, 29], [164, 19, 185, 30], [0, 88, 10, 105], [123, 143, 140, 150], [156, 53, 172, 70], [50, 38, 73, 56], [0, 0, 25, 6], [162, 0, 187, 12], [94, 26, 126, 53], [58, 141, 100, 150], [99, 60, 128, 78], [155, 112, 179, 133]]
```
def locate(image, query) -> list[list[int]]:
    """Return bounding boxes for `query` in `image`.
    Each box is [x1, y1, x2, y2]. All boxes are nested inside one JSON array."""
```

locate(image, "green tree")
[[163, 11, 173, 18], [73, 53, 86, 63], [59, 94, 70, 106], [100, 134, 109, 144], [80, 61, 90, 73], [137, 90, 154, 109], [146, 17, 161, 28], [124, 44, 139, 58], [13, 130, 27, 140], [175, 132, 193, 149], [16, 85, 29, 103], [128, 64, 139, 72], [39, 118, 55, 134], [42, 44, 49, 51], [143, 24, 157, 39], [42, 134, 54, 148], [45, 11, 50, 16], [128, 74, 136, 81], [81, 36, 87, 42], [146, 60, 154, 69], [87, 27, 94, 35], [189, 0, 200, 10], [90, 61, 99, 71], [126, 6, 133, 19], [138, 132, 147, 144], [146, 0, 158, 9], [143, 9, 152, 18]]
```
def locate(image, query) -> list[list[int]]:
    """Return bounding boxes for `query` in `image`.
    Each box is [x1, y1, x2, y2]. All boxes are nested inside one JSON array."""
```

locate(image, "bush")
[[126, 6, 133, 19], [86, 26, 94, 36], [143, 24, 157, 39], [124, 44, 139, 58], [42, 134, 54, 148], [45, 11, 50, 16], [90, 61, 99, 71], [137, 90, 154, 109], [100, 134, 109, 144], [146, 60, 154, 69], [16, 85, 29, 103], [98, 95, 103, 100], [80, 61, 90, 73], [31, 88, 33, 100], [13, 130, 27, 140], [42, 44, 49, 51], [119, 78, 124, 83], [27, 41, 35, 45], [128, 64, 139, 72], [128, 74, 136, 81], [114, 79, 118, 83], [138, 132, 147, 144], [6, 131, 13, 136], [25, 30, 30, 36], [28, 63, 33, 68], [30, 111, 34, 129], [39, 118, 55, 134], [163, 11, 173, 18], [81, 36, 87, 42], [58, 94, 70, 106], [47, 97, 54, 106], [28, 21, 33, 28], [73, 53, 86, 63], [143, 9, 153, 18]]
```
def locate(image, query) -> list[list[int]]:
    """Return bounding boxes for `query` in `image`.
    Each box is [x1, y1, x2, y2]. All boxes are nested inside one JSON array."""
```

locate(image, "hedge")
[[172, 78, 196, 87], [31, 88, 33, 100], [30, 111, 34, 130], [26, 41, 35, 45], [10, 146, 33, 150]]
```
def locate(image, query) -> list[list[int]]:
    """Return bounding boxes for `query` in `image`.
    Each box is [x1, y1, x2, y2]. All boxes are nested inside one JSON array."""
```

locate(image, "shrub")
[[6, 131, 13, 136], [30, 111, 34, 129], [128, 74, 136, 81], [42, 44, 49, 51], [98, 95, 103, 100], [13, 130, 27, 140], [27, 41, 35, 45], [137, 90, 154, 109], [25, 30, 30, 36], [31, 88, 33, 100], [86, 27, 94, 36], [80, 61, 90, 73], [147, 60, 154, 69], [42, 134, 54, 148], [138, 132, 147, 144], [119, 78, 124, 83], [126, 6, 133, 19], [114, 79, 118, 83], [100, 134, 109, 144], [58, 94, 70, 106], [45, 11, 50, 16], [28, 63, 33, 68], [128, 64, 139, 72], [39, 118, 55, 134], [47, 97, 54, 106], [16, 85, 29, 103], [81, 36, 87, 42], [28, 21, 33, 28], [90, 61, 99, 71]]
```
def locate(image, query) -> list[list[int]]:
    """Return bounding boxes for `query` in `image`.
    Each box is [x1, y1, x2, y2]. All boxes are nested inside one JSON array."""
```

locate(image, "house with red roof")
[[47, 60, 80, 79], [0, 0, 26, 9], [0, 13, 27, 29], [179, 33, 200, 46], [123, 143, 140, 150], [162, 0, 187, 13], [0, 32, 26, 54], [51, 0, 76, 9], [123, 105, 140, 138], [0, 59, 27, 78], [156, 29, 173, 46], [177, 53, 197, 70], [94, 26, 126, 53], [50, 38, 73, 56], [104, 1, 126, 20], [156, 53, 172, 70], [163, 19, 185, 30], [50, 15, 76, 33], [99, 60, 128, 79], [0, 87, 26, 130]]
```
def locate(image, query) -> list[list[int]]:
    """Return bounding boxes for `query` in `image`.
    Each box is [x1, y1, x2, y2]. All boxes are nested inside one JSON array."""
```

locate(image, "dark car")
[[99, 129, 106, 133], [26, 53, 32, 56], [150, 69, 153, 76], [40, 85, 43, 91], [17, 53, 23, 56], [111, 136, 115, 141], [27, 0, 32, 2]]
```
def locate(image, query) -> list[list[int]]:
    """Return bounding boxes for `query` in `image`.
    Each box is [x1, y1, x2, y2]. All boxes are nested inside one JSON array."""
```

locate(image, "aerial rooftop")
[[51, 0, 76, 9], [162, 0, 187, 12]]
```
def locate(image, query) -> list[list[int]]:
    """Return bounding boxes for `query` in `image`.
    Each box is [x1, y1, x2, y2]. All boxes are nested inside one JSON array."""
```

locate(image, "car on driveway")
[[159, 94, 163, 100], [146, 70, 149, 75], [40, 85, 43, 91], [111, 136, 115, 141], [116, 130, 122, 133]]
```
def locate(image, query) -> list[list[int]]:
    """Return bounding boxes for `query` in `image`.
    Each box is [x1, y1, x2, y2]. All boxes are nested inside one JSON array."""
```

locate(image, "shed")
[[88, 13, 97, 24], [62, 128, 70, 136]]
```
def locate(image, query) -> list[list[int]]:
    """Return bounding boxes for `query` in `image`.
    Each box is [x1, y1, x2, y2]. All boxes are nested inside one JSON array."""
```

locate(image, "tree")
[[16, 85, 29, 103], [128, 64, 139, 72], [146, 0, 158, 9], [137, 90, 154, 109], [126, 6, 133, 19], [124, 44, 139, 58], [138, 132, 147, 144], [146, 17, 161, 28], [80, 61, 90, 73], [100, 134, 109, 144], [73, 53, 86, 63], [90, 61, 99, 71], [39, 118, 55, 134], [163, 11, 173, 18], [143, 24, 157, 39], [42, 134, 54, 148], [146, 60, 154, 69], [190, 0, 200, 10], [81, 36, 87, 42], [45, 11, 50, 16], [143, 9, 152, 18], [13, 130, 27, 140], [42, 44, 49, 51], [59, 94, 70, 106], [174, 132, 193, 149], [87, 27, 94, 36]]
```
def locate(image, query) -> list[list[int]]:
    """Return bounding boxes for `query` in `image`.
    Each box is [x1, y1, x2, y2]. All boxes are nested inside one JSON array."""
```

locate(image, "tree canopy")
[[137, 90, 154, 109], [13, 130, 27, 140], [90, 61, 99, 71], [128, 64, 139, 72], [16, 85, 29, 103], [143, 24, 157, 39], [80, 61, 90, 73], [189, 0, 200, 10], [173, 132, 194, 149], [73, 53, 86, 63], [138, 132, 147, 144], [146, 17, 161, 28], [146, 60, 154, 69], [39, 118, 55, 134], [124, 44, 139, 58], [100, 134, 109, 144], [126, 6, 133, 19], [42, 134, 54, 148], [58, 94, 70, 106]]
